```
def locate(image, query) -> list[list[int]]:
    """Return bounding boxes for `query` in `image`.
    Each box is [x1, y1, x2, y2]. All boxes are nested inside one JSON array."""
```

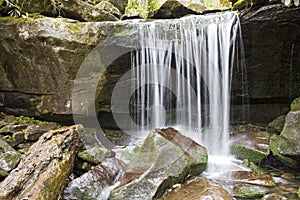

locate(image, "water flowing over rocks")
[[62, 157, 125, 200], [110, 128, 208, 199], [0, 125, 84, 200]]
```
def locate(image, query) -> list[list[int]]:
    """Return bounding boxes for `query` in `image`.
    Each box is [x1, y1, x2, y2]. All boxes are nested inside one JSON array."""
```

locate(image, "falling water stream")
[[129, 11, 244, 174]]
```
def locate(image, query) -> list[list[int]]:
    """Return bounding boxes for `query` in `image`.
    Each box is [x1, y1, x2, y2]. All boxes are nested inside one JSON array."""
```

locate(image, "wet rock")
[[267, 115, 286, 134], [110, 128, 208, 199], [63, 158, 125, 200], [0, 125, 84, 200], [218, 171, 276, 187], [160, 177, 232, 200], [77, 146, 115, 164], [231, 131, 270, 163], [0, 139, 21, 177], [233, 183, 269, 198], [290, 97, 300, 111], [24, 122, 58, 141], [232, 5, 300, 124], [114, 145, 141, 165]]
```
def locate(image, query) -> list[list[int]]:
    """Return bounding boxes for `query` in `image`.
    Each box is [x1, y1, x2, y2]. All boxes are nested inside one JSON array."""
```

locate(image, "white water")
[[129, 12, 242, 173]]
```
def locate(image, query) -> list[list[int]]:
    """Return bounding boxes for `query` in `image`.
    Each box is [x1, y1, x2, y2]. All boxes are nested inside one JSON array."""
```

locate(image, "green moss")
[[233, 186, 266, 198], [297, 187, 300, 198], [65, 23, 84, 34], [231, 144, 267, 164], [15, 116, 46, 125], [291, 97, 300, 111]]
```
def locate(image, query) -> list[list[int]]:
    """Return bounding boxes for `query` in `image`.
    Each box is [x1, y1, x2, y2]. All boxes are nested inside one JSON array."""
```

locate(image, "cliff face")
[[0, 4, 299, 125]]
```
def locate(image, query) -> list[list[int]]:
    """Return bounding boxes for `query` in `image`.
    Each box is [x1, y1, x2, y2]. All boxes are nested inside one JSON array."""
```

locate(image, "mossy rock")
[[233, 184, 269, 198], [269, 135, 297, 169], [0, 139, 21, 177], [267, 115, 286, 134], [231, 143, 268, 164], [291, 96, 300, 111], [297, 186, 300, 198], [77, 146, 115, 164]]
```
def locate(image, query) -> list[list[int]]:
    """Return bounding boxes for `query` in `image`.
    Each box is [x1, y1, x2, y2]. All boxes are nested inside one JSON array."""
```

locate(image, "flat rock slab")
[[160, 177, 232, 200], [0, 125, 84, 200]]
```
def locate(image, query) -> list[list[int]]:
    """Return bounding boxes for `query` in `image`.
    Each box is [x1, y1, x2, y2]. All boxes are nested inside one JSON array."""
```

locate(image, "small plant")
[[3, 0, 22, 17]]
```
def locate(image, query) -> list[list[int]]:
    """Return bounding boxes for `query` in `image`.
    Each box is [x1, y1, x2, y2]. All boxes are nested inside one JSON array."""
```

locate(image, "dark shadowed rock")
[[110, 128, 208, 200], [24, 122, 58, 141], [160, 177, 232, 200], [0, 125, 84, 200], [63, 157, 125, 200], [267, 115, 286, 134]]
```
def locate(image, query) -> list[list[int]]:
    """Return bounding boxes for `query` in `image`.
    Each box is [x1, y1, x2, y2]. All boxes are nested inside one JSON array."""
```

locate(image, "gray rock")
[[0, 124, 28, 135], [63, 158, 125, 200], [233, 184, 269, 198], [110, 128, 208, 199], [24, 123, 58, 141], [0, 125, 84, 200], [0, 139, 21, 177]]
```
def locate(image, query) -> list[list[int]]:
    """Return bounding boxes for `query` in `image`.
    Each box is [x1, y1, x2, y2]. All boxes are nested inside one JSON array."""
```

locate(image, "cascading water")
[[129, 11, 243, 173]]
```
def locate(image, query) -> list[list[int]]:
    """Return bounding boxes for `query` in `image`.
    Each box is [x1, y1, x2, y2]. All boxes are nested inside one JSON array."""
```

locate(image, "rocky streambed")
[[0, 97, 299, 199]]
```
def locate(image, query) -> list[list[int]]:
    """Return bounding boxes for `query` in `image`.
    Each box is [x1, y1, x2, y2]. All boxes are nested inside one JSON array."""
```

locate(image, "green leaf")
[[294, 0, 299, 6], [285, 0, 292, 6]]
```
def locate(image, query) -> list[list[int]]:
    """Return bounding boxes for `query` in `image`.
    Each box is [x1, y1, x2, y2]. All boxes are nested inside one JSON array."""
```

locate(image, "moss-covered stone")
[[77, 146, 115, 164], [269, 135, 297, 169], [231, 143, 268, 164], [291, 97, 300, 111], [267, 115, 286, 134], [233, 184, 269, 198], [0, 139, 21, 176], [297, 186, 300, 198]]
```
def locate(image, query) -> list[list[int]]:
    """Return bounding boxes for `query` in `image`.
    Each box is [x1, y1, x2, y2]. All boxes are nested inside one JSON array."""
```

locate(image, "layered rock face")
[[0, 4, 299, 126]]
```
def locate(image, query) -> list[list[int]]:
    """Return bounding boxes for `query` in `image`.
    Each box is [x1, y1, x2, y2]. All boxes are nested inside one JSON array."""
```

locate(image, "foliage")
[[2, 0, 22, 17], [282, 0, 299, 7], [15, 116, 46, 125]]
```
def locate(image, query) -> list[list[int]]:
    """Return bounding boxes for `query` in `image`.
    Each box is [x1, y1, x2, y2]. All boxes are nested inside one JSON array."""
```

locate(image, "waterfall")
[[129, 12, 241, 169]]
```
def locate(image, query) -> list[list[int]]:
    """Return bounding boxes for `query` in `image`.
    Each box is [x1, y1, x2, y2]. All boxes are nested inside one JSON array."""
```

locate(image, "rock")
[[107, 0, 128, 14], [0, 121, 6, 129], [290, 96, 300, 111], [261, 193, 287, 200], [77, 146, 115, 164], [62, 158, 125, 200], [231, 131, 270, 164], [298, 187, 300, 198], [233, 183, 269, 198], [148, 0, 204, 19], [160, 177, 232, 200], [95, 1, 122, 18], [114, 145, 141, 165], [24, 122, 58, 141], [0, 125, 84, 200], [17, 0, 119, 21], [277, 110, 300, 156], [0, 139, 21, 177], [232, 5, 300, 124], [0, 16, 127, 123], [218, 171, 276, 187], [12, 131, 24, 144], [125, 0, 231, 19], [267, 115, 286, 134], [0, 124, 28, 135], [110, 128, 208, 199], [269, 134, 297, 169]]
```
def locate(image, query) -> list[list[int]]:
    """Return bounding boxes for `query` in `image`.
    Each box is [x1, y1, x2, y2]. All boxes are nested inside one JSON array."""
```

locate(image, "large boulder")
[[110, 128, 208, 199], [0, 125, 84, 200], [270, 97, 300, 162], [233, 4, 300, 124]]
